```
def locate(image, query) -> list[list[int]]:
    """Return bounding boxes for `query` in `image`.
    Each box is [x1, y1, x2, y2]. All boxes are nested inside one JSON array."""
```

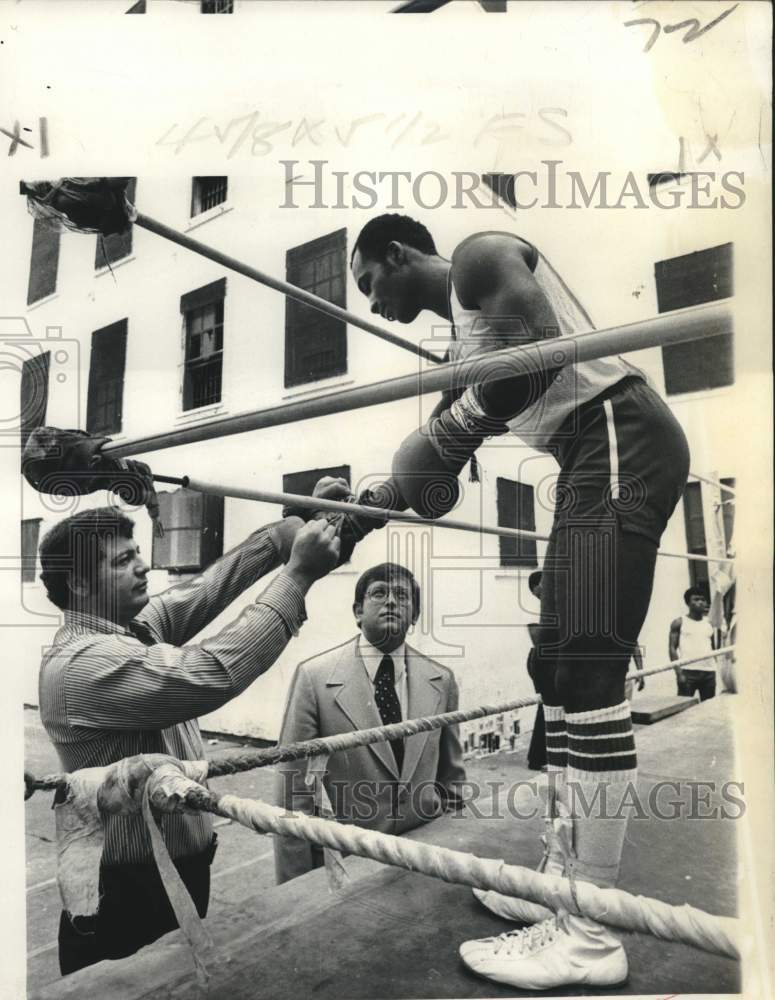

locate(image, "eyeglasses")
[[364, 583, 413, 605]]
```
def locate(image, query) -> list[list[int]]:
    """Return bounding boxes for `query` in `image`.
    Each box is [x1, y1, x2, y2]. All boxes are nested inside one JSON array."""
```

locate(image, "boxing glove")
[[392, 408, 501, 520], [452, 344, 561, 428]]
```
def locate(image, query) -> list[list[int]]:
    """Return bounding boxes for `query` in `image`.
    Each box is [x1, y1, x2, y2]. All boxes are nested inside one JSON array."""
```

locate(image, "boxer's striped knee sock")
[[544, 704, 567, 776], [565, 701, 637, 888]]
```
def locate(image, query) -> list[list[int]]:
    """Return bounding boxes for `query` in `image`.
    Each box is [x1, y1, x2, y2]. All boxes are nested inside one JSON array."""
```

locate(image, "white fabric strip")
[[603, 398, 620, 500]]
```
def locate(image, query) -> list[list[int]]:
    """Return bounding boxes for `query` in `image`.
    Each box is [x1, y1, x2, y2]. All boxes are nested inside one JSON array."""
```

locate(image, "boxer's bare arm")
[[451, 234, 560, 343]]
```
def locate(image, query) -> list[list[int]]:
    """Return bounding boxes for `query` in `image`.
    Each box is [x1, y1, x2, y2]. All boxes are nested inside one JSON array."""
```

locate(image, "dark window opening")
[[682, 478, 735, 589], [87, 319, 128, 436], [655, 243, 733, 395], [191, 177, 228, 216], [21, 519, 42, 584], [285, 230, 347, 388], [181, 278, 226, 411], [20, 352, 50, 449], [27, 217, 61, 305], [496, 477, 537, 568], [201, 0, 233, 11]]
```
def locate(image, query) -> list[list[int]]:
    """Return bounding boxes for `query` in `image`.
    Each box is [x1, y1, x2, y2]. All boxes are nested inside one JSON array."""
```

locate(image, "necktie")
[[374, 654, 404, 773], [126, 619, 157, 646]]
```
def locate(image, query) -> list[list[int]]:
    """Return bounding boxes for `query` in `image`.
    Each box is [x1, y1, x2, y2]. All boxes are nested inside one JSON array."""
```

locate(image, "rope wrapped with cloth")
[[151, 766, 739, 961], [34, 751, 740, 986], [22, 426, 164, 536], [20, 178, 136, 235], [49, 755, 214, 986], [24, 644, 736, 799]]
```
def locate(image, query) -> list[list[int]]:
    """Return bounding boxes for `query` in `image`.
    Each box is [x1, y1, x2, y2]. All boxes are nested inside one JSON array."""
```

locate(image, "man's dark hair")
[[39, 507, 135, 611], [354, 562, 421, 618], [350, 214, 437, 267], [528, 570, 542, 597], [684, 585, 709, 606]]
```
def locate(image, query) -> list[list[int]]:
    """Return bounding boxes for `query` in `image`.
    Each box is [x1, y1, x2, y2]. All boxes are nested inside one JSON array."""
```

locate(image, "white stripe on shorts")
[[603, 398, 620, 500]]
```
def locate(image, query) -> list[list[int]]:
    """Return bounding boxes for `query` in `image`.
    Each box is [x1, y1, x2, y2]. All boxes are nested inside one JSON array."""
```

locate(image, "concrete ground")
[[24, 707, 517, 993]]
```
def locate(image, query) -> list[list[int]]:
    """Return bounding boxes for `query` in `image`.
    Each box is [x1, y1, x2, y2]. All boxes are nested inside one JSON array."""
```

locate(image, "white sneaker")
[[459, 914, 628, 990], [471, 866, 557, 923]]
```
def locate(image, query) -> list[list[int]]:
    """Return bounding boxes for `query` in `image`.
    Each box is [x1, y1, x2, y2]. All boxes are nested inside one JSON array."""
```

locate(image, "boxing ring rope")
[[171, 773, 739, 960], [24, 645, 735, 799], [150, 473, 734, 566], [134, 215, 733, 500], [98, 299, 732, 459], [20, 185, 742, 982], [134, 213, 442, 365], [21, 183, 733, 508]]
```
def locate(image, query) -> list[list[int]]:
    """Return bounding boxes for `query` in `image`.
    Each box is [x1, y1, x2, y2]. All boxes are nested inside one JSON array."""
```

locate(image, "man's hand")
[[281, 476, 353, 521], [313, 476, 352, 502], [284, 520, 341, 593]]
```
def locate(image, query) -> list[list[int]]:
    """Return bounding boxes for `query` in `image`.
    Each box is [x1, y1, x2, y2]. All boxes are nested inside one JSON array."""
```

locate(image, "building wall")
[[18, 173, 738, 739]]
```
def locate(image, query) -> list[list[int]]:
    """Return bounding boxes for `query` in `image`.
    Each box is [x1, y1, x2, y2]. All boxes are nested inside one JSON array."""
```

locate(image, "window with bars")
[[655, 243, 733, 395], [95, 178, 137, 270], [20, 352, 50, 449], [283, 465, 351, 501], [180, 278, 226, 411], [27, 217, 61, 305], [682, 478, 735, 588], [21, 519, 42, 584], [496, 477, 537, 568], [201, 0, 233, 11], [152, 489, 224, 572], [285, 230, 347, 388], [191, 177, 228, 216], [87, 319, 128, 436]]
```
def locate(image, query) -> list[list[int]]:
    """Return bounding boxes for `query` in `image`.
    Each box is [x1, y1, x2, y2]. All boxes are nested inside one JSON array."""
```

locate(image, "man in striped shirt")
[[38, 504, 340, 975]]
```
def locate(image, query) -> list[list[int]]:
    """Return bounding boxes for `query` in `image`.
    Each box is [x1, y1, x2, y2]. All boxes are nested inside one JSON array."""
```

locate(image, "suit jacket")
[[274, 636, 466, 883]]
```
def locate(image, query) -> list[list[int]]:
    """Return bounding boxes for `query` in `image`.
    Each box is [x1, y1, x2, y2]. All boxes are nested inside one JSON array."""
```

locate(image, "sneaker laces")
[[490, 918, 560, 957]]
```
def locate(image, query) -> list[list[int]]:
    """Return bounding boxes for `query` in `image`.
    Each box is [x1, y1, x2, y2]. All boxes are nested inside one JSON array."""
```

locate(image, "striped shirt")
[[39, 522, 306, 867]]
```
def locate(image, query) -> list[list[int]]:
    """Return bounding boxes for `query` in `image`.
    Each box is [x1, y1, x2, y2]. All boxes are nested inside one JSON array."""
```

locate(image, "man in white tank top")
[[670, 587, 716, 701], [347, 214, 690, 991]]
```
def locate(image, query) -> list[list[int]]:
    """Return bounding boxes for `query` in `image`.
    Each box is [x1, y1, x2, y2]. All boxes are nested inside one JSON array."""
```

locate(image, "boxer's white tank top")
[[447, 237, 647, 452]]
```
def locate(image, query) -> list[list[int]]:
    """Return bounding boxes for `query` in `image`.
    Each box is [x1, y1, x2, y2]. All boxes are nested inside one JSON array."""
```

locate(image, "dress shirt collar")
[[358, 634, 407, 685], [63, 609, 130, 637]]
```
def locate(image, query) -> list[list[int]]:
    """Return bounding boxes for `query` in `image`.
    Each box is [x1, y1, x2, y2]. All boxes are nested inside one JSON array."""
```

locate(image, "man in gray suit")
[[274, 562, 466, 883]]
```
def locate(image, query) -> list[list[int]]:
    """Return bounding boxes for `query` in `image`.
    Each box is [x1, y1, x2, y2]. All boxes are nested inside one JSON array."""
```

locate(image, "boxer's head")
[[351, 214, 439, 324]]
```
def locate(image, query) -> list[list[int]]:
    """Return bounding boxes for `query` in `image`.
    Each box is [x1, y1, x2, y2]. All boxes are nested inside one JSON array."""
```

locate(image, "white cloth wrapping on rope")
[[205, 787, 739, 960], [304, 754, 350, 890], [49, 749, 739, 991], [54, 754, 208, 918]]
